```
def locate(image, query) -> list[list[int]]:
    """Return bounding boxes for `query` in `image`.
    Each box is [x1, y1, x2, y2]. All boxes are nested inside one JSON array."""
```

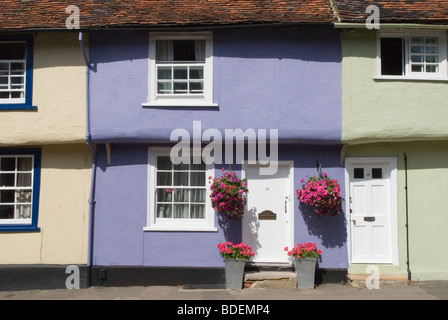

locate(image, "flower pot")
[[224, 259, 246, 290], [293, 257, 317, 289]]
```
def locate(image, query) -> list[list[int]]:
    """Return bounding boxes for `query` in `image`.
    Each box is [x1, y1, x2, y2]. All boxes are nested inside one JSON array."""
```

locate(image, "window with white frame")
[[145, 148, 216, 231], [0, 42, 26, 103], [0, 149, 40, 231], [378, 31, 447, 79], [145, 33, 216, 107]]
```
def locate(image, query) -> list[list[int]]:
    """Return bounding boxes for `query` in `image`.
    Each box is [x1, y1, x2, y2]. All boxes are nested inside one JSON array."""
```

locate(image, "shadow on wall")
[[300, 204, 347, 249], [217, 214, 243, 244]]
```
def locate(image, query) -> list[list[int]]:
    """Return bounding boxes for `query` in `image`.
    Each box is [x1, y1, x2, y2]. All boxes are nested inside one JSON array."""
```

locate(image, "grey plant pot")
[[293, 257, 318, 289], [224, 259, 246, 290]]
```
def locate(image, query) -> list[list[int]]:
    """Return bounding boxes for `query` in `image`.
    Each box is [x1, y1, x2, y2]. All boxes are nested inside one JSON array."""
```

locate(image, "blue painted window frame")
[[0, 148, 41, 232], [0, 35, 36, 110]]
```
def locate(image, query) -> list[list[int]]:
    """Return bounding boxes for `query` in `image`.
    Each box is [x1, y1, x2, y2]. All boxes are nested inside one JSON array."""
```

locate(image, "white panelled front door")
[[346, 158, 397, 264], [242, 162, 293, 264]]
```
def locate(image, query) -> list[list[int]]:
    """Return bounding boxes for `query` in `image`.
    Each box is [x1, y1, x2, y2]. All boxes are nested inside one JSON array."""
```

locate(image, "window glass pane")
[[0, 205, 14, 219], [173, 67, 187, 79], [191, 162, 205, 170], [174, 162, 189, 171], [173, 81, 188, 94], [191, 204, 205, 219], [174, 172, 188, 186], [0, 42, 26, 60], [17, 204, 31, 219], [157, 156, 172, 170], [425, 46, 438, 54], [172, 40, 199, 62], [1, 157, 15, 171], [0, 92, 8, 99], [190, 82, 203, 94], [190, 172, 205, 186], [157, 172, 172, 186], [426, 65, 438, 73], [425, 37, 438, 44], [0, 190, 15, 203], [426, 56, 438, 63], [412, 64, 423, 72], [354, 168, 364, 179], [0, 173, 14, 187], [157, 204, 172, 218], [381, 38, 403, 75], [17, 173, 32, 187], [411, 45, 423, 54], [173, 204, 189, 218], [16, 190, 32, 203], [157, 67, 172, 80], [17, 157, 32, 171], [189, 67, 203, 79], [411, 55, 423, 63], [157, 188, 172, 202], [157, 81, 172, 94], [190, 189, 206, 203], [372, 168, 383, 179], [174, 189, 189, 202], [411, 37, 423, 44]]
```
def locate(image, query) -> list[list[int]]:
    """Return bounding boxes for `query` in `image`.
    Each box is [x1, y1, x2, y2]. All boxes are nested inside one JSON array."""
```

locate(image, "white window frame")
[[376, 30, 448, 81], [143, 32, 217, 107], [144, 147, 217, 232], [0, 154, 34, 225], [0, 41, 27, 104]]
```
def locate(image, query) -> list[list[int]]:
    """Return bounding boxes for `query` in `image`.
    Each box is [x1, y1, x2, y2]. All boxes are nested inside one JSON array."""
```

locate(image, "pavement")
[[1, 280, 447, 300]]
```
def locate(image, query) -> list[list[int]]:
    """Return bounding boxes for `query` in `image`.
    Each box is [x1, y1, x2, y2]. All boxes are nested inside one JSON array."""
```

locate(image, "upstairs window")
[[378, 31, 447, 80], [0, 38, 35, 110], [145, 33, 216, 107]]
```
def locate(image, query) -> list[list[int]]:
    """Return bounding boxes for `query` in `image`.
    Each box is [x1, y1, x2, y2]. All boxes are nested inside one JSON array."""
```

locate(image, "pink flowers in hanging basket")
[[296, 172, 343, 218], [210, 168, 249, 219]]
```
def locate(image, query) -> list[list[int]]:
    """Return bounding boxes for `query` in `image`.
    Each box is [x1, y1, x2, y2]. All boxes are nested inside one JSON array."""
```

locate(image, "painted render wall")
[[345, 141, 448, 280], [0, 32, 87, 146], [89, 26, 342, 144], [0, 144, 91, 264], [92, 144, 347, 270], [340, 29, 448, 144]]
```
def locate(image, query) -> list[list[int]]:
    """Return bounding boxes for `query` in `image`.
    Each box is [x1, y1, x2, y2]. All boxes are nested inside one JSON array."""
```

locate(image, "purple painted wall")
[[92, 144, 347, 269], [89, 26, 347, 270], [89, 26, 341, 144]]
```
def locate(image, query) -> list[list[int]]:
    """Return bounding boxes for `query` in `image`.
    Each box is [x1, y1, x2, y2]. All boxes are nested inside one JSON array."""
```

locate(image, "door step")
[[347, 274, 409, 288], [244, 270, 296, 289]]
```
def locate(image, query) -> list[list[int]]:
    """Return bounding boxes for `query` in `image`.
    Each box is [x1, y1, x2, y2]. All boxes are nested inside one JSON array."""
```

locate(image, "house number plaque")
[[259, 210, 277, 220]]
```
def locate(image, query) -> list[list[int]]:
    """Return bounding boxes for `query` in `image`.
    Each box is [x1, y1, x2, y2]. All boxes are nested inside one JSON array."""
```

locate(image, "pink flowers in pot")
[[284, 243, 322, 259], [296, 172, 343, 218], [210, 168, 249, 219], [218, 242, 255, 260]]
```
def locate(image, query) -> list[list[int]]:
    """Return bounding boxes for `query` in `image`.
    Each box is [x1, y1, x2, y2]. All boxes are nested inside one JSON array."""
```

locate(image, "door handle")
[[352, 219, 356, 224]]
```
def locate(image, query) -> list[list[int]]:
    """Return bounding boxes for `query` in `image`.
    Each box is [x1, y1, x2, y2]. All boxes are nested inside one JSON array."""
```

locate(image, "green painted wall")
[[346, 141, 448, 280], [341, 29, 448, 144]]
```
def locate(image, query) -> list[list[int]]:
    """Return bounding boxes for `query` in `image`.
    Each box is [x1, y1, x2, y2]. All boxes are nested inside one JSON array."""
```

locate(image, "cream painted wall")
[[0, 32, 87, 146], [0, 144, 91, 264], [346, 141, 448, 280], [341, 29, 448, 144]]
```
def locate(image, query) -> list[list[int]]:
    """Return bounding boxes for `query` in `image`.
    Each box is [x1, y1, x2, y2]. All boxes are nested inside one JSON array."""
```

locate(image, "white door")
[[347, 158, 397, 264], [242, 162, 293, 264]]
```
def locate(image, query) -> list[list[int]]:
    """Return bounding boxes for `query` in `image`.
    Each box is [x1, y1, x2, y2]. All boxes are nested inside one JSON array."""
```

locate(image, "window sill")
[[142, 101, 218, 108], [374, 75, 448, 82], [0, 225, 40, 232], [0, 104, 37, 110], [143, 225, 218, 232]]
